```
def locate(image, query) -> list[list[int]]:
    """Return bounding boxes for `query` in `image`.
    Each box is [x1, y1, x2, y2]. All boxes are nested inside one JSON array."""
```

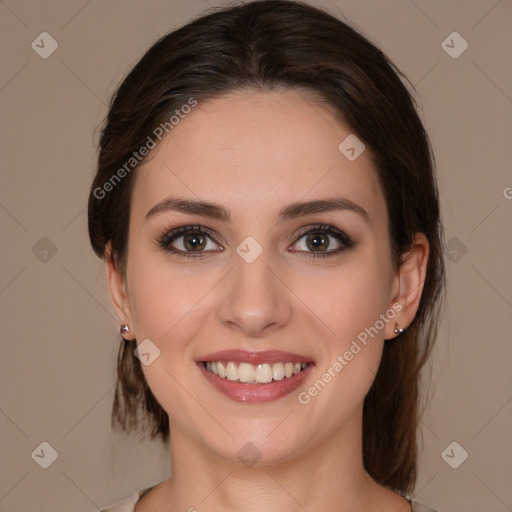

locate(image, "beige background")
[[1, 0, 511, 511]]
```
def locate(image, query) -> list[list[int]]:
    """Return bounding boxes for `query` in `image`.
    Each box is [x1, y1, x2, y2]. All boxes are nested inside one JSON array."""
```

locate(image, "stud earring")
[[120, 324, 130, 335], [394, 321, 404, 335]]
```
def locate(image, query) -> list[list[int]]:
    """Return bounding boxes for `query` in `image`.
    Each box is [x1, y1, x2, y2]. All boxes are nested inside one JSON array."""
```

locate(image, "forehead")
[[132, 89, 384, 223]]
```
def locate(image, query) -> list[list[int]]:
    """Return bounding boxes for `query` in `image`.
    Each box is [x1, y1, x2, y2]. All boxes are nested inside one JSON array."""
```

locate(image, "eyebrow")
[[145, 196, 370, 225]]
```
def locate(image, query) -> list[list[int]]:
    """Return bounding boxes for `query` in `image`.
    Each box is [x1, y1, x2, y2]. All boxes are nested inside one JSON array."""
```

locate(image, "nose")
[[217, 247, 293, 338]]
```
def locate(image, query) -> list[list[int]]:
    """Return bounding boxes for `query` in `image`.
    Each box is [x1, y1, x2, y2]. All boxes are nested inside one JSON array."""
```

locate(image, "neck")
[[157, 406, 389, 512]]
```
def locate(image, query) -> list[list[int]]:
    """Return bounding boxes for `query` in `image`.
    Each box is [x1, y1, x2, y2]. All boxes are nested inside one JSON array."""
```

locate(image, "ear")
[[105, 242, 135, 340], [385, 233, 429, 340]]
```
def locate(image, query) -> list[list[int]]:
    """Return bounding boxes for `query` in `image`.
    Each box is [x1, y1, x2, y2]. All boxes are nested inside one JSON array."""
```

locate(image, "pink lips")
[[196, 349, 314, 403]]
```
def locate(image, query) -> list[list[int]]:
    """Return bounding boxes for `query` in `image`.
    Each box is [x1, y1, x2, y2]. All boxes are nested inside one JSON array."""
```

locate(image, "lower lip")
[[197, 362, 314, 403]]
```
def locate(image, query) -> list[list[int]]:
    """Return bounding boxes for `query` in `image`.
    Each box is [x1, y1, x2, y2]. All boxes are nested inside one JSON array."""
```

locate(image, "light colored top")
[[99, 484, 441, 511]]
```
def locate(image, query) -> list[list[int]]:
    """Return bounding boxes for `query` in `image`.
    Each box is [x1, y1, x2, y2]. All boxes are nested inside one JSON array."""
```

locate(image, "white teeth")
[[226, 361, 238, 381], [272, 362, 285, 381], [255, 363, 273, 383], [204, 360, 309, 383], [238, 362, 256, 383]]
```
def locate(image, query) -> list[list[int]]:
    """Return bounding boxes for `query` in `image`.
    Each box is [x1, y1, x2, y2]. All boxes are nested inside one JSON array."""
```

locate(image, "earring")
[[120, 324, 130, 335], [394, 321, 404, 335]]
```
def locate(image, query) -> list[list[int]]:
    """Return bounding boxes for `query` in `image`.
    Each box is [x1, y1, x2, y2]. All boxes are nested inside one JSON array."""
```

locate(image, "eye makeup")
[[155, 222, 355, 260]]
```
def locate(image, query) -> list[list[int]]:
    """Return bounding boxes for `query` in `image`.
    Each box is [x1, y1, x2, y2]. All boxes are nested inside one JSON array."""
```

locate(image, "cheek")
[[296, 253, 392, 412], [126, 257, 214, 430], [303, 254, 392, 347], [127, 254, 204, 342], [125, 250, 218, 388]]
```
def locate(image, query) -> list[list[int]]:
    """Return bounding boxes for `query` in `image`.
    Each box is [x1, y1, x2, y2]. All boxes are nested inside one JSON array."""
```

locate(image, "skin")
[[105, 88, 429, 512]]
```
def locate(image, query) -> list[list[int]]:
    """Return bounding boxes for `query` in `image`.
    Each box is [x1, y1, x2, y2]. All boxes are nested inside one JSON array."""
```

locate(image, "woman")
[[89, 1, 445, 510]]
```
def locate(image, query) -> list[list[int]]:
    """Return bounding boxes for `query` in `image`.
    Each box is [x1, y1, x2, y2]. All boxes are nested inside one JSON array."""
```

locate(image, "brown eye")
[[290, 224, 354, 258], [305, 232, 331, 251], [168, 231, 219, 253], [181, 233, 207, 251], [294, 231, 342, 253], [159, 225, 223, 258]]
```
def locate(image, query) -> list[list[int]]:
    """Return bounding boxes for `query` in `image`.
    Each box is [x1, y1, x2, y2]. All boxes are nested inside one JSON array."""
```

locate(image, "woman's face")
[[115, 89, 405, 464]]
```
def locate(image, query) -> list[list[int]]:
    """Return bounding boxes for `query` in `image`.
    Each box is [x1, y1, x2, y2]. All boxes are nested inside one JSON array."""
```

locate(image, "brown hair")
[[88, 0, 445, 495]]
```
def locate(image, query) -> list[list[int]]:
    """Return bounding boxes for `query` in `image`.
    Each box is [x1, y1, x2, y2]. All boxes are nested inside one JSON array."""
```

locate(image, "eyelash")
[[157, 223, 354, 259]]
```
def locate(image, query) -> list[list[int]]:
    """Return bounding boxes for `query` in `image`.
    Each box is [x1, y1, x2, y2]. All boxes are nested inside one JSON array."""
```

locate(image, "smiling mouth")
[[202, 360, 310, 384]]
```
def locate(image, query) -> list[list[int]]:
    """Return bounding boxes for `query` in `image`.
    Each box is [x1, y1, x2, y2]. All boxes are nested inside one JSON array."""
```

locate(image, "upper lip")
[[197, 349, 314, 365]]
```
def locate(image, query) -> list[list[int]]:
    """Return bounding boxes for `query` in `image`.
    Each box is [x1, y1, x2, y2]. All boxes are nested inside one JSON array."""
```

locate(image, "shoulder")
[[99, 493, 138, 512], [411, 497, 442, 512], [394, 488, 441, 512], [99, 485, 156, 512]]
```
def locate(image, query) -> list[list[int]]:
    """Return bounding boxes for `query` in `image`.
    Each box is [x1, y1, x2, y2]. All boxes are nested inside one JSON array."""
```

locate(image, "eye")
[[158, 225, 223, 258], [290, 223, 354, 258]]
